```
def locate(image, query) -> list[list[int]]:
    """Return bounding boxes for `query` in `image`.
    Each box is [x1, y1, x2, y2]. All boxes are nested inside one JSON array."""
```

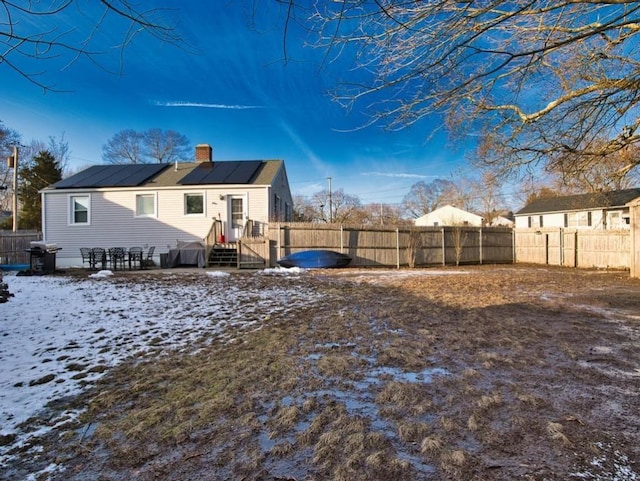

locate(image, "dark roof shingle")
[[516, 188, 640, 215]]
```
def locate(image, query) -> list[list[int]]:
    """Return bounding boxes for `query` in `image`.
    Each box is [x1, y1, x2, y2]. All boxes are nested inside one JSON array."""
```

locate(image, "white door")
[[227, 196, 246, 242]]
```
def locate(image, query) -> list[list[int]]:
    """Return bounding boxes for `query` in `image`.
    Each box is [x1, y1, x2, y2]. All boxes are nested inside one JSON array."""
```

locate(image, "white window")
[[136, 193, 157, 217], [70, 195, 90, 225], [184, 193, 205, 216], [231, 197, 244, 228], [607, 211, 623, 229], [273, 194, 281, 221]]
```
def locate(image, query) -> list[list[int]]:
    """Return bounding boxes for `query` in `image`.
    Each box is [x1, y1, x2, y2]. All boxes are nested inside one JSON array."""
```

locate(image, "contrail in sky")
[[154, 101, 266, 110], [362, 172, 431, 179]]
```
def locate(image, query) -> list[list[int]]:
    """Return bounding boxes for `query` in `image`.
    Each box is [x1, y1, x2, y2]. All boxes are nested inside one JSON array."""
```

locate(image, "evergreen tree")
[[19, 150, 62, 230]]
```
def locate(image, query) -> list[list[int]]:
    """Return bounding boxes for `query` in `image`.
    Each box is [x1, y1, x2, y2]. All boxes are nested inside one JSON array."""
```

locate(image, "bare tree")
[[102, 130, 145, 164], [470, 171, 507, 226], [450, 225, 468, 267], [546, 141, 640, 193], [406, 227, 423, 268], [296, 189, 364, 223], [0, 121, 21, 212], [143, 129, 192, 163], [292, 194, 315, 222], [20, 135, 71, 173], [102, 128, 191, 164], [402, 179, 457, 218], [361, 202, 405, 225], [314, 188, 363, 223], [301, 2, 640, 179], [1, 1, 180, 91]]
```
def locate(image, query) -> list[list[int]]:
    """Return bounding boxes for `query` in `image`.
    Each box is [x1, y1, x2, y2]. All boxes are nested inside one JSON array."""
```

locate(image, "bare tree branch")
[[298, 1, 640, 179], [0, 0, 181, 91]]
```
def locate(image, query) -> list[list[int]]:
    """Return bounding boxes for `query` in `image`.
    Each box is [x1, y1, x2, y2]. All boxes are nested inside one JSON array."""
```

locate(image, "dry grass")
[[420, 434, 443, 454], [547, 421, 572, 446], [397, 421, 430, 443], [439, 449, 468, 476], [12, 266, 640, 481]]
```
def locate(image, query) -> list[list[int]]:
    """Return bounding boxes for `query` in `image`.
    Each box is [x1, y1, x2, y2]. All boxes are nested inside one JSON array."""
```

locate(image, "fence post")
[[396, 228, 400, 269], [277, 223, 281, 261], [631, 200, 640, 277], [340, 225, 344, 252], [441, 227, 446, 266], [479, 227, 483, 265], [544, 232, 549, 265]]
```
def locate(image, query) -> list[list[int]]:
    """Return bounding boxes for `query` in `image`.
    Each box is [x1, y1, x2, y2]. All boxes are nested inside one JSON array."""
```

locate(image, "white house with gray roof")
[[514, 188, 640, 230], [414, 205, 484, 227], [40, 144, 292, 268]]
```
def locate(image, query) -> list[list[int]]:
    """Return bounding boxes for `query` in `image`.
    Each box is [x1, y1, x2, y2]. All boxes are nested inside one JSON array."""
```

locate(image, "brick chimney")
[[195, 144, 213, 163]]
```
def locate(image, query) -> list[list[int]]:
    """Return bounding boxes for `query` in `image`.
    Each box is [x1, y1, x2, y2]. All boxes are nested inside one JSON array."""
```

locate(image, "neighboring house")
[[490, 215, 514, 228], [40, 144, 293, 268], [514, 188, 640, 230], [414, 205, 484, 227]]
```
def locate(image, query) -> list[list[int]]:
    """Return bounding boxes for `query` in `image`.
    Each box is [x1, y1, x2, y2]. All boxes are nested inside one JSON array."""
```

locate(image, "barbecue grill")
[[26, 242, 61, 275]]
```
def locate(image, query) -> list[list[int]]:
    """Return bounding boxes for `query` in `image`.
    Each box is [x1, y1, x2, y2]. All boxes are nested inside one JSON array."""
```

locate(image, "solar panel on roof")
[[179, 161, 262, 185], [53, 164, 168, 188], [52, 166, 108, 188], [226, 161, 262, 183], [179, 163, 213, 184]]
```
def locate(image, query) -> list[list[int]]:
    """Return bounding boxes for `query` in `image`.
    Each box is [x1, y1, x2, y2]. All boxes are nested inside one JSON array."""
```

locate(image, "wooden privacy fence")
[[237, 237, 270, 268], [0, 230, 41, 265], [268, 223, 514, 268], [514, 228, 630, 269]]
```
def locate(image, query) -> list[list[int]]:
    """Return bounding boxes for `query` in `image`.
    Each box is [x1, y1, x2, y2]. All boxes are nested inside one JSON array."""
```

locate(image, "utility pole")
[[7, 146, 18, 232], [327, 177, 333, 223]]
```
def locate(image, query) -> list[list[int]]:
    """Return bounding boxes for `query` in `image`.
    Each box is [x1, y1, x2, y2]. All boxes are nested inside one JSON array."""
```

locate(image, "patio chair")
[[128, 247, 143, 270], [143, 246, 155, 269], [80, 247, 93, 269], [108, 247, 126, 270], [92, 248, 106, 270]]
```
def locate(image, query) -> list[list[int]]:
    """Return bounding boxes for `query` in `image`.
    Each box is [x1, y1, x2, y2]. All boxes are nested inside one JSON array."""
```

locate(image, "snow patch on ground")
[[0, 268, 319, 471]]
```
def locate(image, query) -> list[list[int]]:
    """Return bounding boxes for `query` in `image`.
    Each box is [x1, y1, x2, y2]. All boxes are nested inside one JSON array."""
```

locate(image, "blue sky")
[[0, 2, 473, 206]]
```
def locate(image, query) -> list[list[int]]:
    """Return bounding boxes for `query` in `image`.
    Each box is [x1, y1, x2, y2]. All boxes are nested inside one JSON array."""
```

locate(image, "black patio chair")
[[143, 246, 155, 269], [92, 248, 106, 270], [128, 247, 143, 270], [80, 247, 93, 269], [108, 247, 126, 270]]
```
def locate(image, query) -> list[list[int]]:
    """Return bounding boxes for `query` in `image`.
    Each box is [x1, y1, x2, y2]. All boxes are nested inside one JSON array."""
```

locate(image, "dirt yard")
[[4, 265, 640, 480]]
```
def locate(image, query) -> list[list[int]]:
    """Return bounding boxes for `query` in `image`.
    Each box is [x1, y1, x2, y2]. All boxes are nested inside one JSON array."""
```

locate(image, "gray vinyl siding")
[[269, 165, 293, 221], [43, 185, 272, 267]]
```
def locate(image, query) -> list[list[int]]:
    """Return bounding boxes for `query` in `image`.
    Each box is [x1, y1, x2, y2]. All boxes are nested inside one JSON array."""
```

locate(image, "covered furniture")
[[167, 241, 206, 268]]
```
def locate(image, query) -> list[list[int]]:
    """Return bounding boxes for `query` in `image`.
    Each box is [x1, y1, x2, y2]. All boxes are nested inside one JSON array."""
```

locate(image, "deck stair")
[[208, 243, 237, 267]]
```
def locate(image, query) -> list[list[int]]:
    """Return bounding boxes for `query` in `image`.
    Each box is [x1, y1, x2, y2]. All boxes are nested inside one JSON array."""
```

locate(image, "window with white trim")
[[135, 193, 157, 217], [70, 195, 90, 225], [184, 193, 205, 216]]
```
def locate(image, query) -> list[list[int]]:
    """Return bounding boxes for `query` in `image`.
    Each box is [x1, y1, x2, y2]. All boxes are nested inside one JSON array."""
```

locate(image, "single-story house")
[[40, 144, 293, 268], [414, 205, 484, 227], [490, 215, 514, 228], [514, 188, 640, 230]]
